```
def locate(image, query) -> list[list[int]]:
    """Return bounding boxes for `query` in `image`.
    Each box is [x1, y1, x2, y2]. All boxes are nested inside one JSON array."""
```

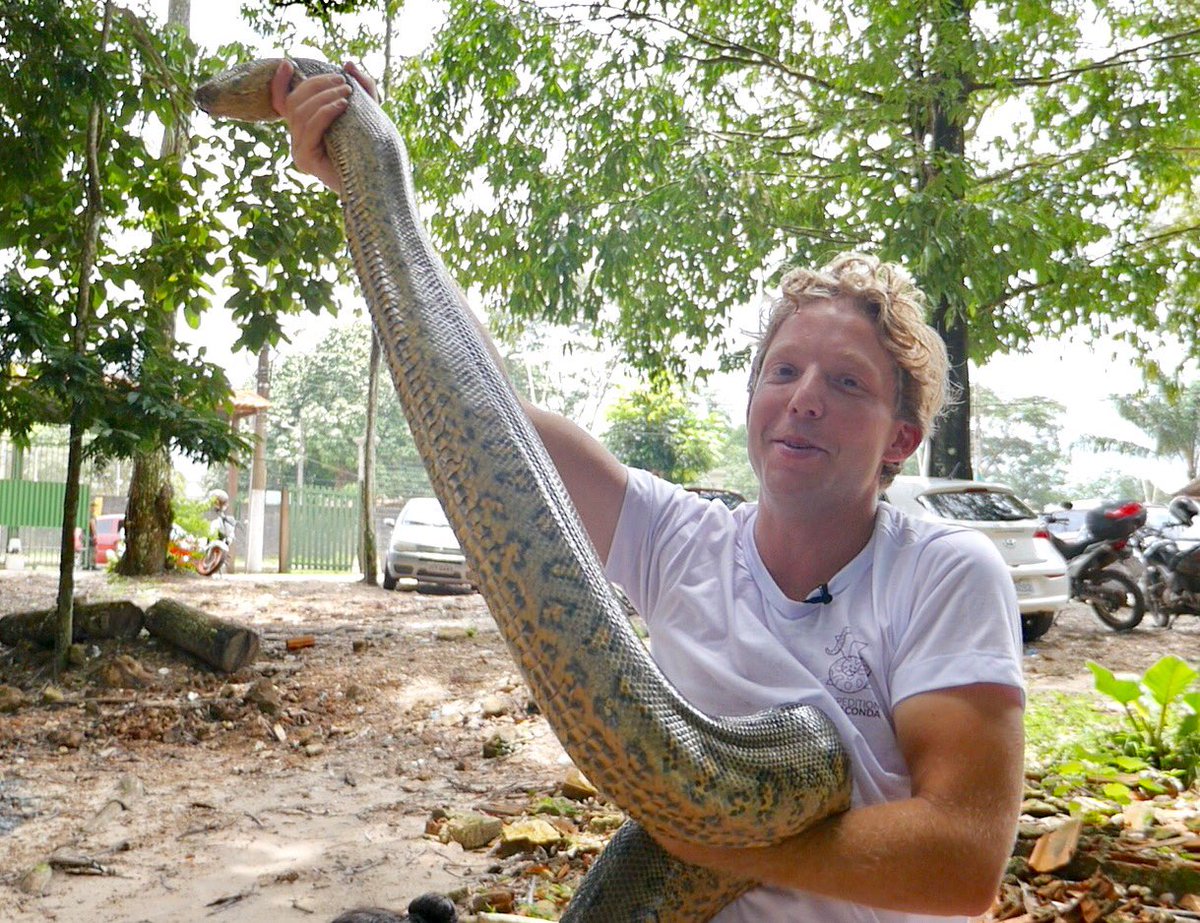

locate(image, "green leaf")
[[1142, 656, 1198, 709], [1101, 781, 1133, 804], [1087, 661, 1142, 706]]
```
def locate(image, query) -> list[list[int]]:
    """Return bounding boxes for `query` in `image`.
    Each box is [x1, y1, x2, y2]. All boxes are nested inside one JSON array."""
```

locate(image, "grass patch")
[[1024, 688, 1124, 770]]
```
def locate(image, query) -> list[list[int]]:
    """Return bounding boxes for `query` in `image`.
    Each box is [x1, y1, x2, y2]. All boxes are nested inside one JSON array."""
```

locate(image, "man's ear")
[[883, 422, 922, 465]]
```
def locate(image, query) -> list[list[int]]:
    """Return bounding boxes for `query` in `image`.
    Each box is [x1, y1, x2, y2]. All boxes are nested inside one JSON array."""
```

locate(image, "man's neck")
[[753, 492, 879, 602]]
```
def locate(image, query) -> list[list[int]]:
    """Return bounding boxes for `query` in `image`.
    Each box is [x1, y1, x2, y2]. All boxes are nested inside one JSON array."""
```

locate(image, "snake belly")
[[194, 58, 851, 921]]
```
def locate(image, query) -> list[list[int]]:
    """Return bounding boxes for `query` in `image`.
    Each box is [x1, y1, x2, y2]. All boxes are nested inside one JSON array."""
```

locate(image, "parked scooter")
[[1133, 496, 1200, 628], [197, 489, 237, 577], [1038, 501, 1147, 631]]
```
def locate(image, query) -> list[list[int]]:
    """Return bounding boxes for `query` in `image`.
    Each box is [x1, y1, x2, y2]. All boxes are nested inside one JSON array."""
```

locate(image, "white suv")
[[883, 476, 1069, 643]]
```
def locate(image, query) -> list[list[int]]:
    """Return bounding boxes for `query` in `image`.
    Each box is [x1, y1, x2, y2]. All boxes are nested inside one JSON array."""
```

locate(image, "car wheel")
[[382, 572, 398, 591], [1085, 568, 1145, 632], [1020, 612, 1055, 643]]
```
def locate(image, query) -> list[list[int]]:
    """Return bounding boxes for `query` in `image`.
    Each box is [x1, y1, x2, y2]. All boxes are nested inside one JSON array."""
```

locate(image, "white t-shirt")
[[604, 468, 1024, 923]]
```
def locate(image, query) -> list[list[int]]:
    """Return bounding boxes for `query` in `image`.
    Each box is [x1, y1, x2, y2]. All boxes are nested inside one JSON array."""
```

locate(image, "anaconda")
[[194, 58, 851, 921]]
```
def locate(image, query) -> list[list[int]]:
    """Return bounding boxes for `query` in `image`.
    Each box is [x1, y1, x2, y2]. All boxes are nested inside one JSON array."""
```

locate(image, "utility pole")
[[246, 344, 270, 572]]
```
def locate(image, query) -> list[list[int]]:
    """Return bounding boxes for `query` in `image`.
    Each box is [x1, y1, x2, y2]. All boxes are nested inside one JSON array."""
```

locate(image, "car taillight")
[[1105, 502, 1144, 520], [1033, 528, 1050, 539]]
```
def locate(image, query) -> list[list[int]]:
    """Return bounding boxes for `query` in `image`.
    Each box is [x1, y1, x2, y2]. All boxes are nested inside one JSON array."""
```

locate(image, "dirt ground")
[[1, 568, 1198, 923]]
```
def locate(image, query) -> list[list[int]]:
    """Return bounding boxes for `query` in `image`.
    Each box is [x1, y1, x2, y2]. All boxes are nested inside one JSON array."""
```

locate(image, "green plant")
[[172, 496, 211, 542], [1087, 655, 1200, 783], [1024, 690, 1122, 769]]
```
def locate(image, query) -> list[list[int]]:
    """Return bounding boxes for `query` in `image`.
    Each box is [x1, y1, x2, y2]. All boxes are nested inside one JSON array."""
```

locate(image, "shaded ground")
[[1, 569, 1198, 922]]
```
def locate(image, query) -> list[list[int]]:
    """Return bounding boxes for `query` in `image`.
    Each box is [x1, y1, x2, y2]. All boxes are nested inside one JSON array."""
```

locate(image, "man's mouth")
[[776, 436, 823, 453]]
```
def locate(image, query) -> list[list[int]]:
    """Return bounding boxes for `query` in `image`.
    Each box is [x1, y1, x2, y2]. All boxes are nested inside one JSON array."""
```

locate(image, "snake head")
[[194, 58, 288, 122]]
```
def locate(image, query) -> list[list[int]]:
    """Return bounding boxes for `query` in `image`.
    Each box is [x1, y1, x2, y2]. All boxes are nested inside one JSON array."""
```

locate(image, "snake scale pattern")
[[194, 58, 851, 921]]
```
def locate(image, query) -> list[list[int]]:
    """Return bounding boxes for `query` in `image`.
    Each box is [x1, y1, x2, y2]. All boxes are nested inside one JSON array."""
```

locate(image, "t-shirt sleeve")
[[604, 468, 705, 622], [886, 529, 1025, 706]]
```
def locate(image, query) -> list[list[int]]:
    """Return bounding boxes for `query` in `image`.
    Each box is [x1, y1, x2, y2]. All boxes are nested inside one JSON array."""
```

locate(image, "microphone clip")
[[804, 583, 833, 605]]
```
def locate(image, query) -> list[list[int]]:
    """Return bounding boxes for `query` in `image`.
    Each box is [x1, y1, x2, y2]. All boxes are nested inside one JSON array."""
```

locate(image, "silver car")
[[382, 497, 472, 591], [883, 476, 1069, 643]]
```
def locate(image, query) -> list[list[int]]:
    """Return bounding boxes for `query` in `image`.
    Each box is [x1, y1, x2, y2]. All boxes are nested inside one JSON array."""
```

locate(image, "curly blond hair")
[[747, 253, 952, 486]]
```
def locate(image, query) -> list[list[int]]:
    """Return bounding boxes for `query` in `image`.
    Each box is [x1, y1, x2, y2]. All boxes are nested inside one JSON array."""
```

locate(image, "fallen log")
[[143, 598, 260, 673], [0, 600, 144, 648]]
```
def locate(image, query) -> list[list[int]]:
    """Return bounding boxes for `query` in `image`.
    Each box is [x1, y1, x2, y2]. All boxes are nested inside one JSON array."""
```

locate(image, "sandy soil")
[[1, 569, 1197, 922]]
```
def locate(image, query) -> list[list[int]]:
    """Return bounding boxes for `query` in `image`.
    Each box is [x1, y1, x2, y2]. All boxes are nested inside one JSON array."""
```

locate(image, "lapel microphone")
[[804, 583, 833, 605]]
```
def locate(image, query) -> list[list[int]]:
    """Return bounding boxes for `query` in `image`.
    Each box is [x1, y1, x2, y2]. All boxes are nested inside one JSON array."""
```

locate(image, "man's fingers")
[[344, 61, 380, 102], [292, 86, 350, 148], [270, 59, 293, 117]]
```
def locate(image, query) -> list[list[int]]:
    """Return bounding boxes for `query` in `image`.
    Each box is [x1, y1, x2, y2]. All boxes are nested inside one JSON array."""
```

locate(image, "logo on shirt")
[[825, 627, 871, 694]]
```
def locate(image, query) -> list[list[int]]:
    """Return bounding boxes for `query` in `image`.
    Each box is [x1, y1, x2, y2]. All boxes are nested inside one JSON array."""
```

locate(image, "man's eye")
[[837, 375, 862, 390], [767, 364, 796, 381]]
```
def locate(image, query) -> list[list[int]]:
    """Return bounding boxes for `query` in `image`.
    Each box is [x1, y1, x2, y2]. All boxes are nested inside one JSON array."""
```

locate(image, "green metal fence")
[[0, 479, 92, 567], [283, 486, 360, 573]]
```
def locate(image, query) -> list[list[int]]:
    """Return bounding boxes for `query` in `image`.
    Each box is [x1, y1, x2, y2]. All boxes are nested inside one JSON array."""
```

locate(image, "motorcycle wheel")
[[197, 546, 226, 577], [1086, 568, 1145, 631], [1141, 575, 1172, 628]]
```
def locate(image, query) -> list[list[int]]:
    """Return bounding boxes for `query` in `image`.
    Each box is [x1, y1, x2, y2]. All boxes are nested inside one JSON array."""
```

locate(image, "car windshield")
[[920, 489, 1035, 522], [401, 500, 449, 528]]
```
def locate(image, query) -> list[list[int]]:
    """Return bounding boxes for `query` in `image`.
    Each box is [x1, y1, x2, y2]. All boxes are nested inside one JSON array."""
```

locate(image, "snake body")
[[195, 58, 851, 921]]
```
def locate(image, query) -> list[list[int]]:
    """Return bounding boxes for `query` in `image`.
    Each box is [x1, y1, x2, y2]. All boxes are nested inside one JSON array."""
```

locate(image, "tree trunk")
[[246, 344, 270, 573], [359, 333, 381, 585], [54, 423, 87, 661], [1, 600, 144, 649], [929, 299, 972, 479], [117, 447, 173, 576], [358, 8, 394, 587], [920, 0, 973, 480], [55, 0, 115, 672], [143, 598, 260, 673], [120, 0, 191, 575]]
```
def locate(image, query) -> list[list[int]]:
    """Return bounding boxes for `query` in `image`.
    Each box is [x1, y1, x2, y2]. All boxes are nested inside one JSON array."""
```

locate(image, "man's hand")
[[656, 683, 1024, 916], [270, 59, 379, 194]]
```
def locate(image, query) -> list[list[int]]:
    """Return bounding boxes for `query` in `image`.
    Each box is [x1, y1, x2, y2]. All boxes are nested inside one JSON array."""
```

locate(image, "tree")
[[705, 423, 759, 501], [120, 0, 192, 578], [355, 0, 1200, 482], [603, 386, 724, 484], [1087, 382, 1200, 484], [502, 321, 624, 432], [266, 321, 429, 497], [1065, 470, 1151, 504], [0, 0, 251, 666], [971, 386, 1069, 509]]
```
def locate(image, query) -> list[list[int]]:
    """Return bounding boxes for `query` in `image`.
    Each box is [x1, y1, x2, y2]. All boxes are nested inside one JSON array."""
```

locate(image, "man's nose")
[[787, 369, 825, 418]]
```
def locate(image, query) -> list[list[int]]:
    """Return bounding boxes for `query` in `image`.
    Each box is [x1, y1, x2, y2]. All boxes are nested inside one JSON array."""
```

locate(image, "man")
[[271, 61, 1024, 922]]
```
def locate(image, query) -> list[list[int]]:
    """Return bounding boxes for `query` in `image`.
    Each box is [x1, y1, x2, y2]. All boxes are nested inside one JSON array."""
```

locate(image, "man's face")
[[747, 298, 920, 512]]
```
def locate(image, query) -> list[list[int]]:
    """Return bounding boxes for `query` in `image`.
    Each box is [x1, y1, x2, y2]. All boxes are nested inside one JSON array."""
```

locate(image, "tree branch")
[[978, 27, 1200, 91], [978, 222, 1200, 314], [540, 1, 885, 104]]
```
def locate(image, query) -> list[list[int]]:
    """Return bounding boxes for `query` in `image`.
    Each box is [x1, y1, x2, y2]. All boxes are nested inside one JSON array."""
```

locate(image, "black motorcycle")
[[1134, 496, 1200, 628], [1040, 501, 1147, 632]]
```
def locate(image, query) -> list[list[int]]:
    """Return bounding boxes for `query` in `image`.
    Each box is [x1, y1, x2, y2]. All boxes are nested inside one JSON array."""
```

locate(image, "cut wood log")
[[143, 598, 260, 673], [0, 600, 144, 648]]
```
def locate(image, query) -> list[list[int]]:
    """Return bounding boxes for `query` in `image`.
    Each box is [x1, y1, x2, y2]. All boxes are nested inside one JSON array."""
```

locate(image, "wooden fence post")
[[279, 486, 290, 574]]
